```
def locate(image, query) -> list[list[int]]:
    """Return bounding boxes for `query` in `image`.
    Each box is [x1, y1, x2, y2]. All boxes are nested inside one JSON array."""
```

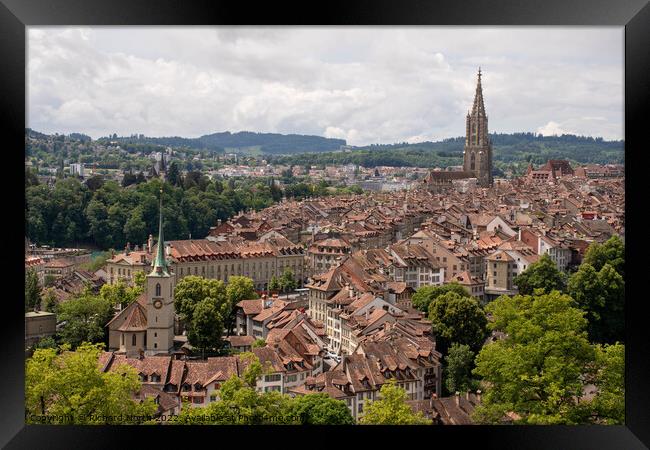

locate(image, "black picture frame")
[[3, 0, 649, 448]]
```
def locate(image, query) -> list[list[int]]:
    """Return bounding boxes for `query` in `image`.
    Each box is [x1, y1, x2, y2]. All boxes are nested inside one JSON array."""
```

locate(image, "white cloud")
[[537, 121, 576, 136], [27, 26, 624, 145]]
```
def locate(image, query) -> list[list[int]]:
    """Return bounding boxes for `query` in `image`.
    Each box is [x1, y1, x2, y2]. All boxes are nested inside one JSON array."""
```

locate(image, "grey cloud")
[[27, 26, 623, 144]]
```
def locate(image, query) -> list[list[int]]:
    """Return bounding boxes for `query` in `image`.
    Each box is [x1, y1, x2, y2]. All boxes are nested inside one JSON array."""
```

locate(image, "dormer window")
[[182, 383, 191, 392]]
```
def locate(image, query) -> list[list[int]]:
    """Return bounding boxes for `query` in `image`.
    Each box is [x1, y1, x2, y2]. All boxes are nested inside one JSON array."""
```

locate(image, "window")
[[358, 403, 363, 413], [265, 374, 282, 383], [132, 334, 137, 346], [155, 283, 161, 297]]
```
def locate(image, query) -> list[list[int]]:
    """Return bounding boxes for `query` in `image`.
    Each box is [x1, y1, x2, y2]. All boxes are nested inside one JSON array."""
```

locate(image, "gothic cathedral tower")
[[145, 189, 176, 356], [463, 68, 493, 187]]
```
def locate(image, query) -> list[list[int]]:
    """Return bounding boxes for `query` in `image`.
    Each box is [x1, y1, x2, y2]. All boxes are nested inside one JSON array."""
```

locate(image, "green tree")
[[279, 268, 297, 296], [472, 291, 595, 424], [85, 175, 105, 192], [166, 162, 182, 187], [595, 264, 625, 343], [444, 343, 478, 395], [133, 270, 146, 289], [568, 263, 624, 343], [43, 274, 57, 288], [123, 207, 148, 245], [412, 282, 470, 313], [99, 279, 142, 309], [26, 343, 157, 424], [33, 336, 58, 350], [174, 276, 230, 354], [268, 276, 280, 292], [513, 253, 566, 295], [25, 267, 42, 311], [188, 299, 224, 358], [252, 338, 266, 348], [287, 393, 355, 425], [583, 235, 624, 279], [41, 288, 58, 313], [428, 292, 487, 355], [360, 379, 430, 425], [586, 343, 625, 424], [56, 293, 114, 348]]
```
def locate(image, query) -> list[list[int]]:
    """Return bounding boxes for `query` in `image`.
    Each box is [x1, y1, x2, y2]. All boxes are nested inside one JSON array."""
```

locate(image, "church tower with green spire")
[[145, 188, 176, 356], [463, 68, 493, 187]]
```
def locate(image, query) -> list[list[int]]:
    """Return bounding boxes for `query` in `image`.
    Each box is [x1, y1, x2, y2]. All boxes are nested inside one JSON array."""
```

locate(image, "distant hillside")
[[270, 133, 624, 169], [98, 131, 347, 155]]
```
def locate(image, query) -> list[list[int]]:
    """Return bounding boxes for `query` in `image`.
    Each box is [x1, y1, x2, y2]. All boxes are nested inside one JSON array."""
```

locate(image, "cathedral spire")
[[471, 67, 486, 118], [151, 187, 169, 276]]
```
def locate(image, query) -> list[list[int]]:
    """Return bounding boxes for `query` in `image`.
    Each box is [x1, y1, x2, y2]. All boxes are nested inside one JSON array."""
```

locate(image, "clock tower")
[[145, 189, 176, 356]]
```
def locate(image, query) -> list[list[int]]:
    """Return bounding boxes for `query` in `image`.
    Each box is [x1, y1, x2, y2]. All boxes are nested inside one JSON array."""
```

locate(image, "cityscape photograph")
[[24, 26, 625, 426]]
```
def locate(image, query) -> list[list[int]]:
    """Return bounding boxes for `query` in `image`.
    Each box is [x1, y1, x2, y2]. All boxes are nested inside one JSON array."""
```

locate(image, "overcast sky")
[[27, 27, 624, 146]]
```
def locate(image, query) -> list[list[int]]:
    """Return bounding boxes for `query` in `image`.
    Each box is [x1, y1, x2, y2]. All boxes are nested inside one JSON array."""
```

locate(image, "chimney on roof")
[[455, 392, 460, 406], [476, 390, 482, 403], [217, 219, 222, 226], [148, 234, 153, 254], [125, 242, 131, 255]]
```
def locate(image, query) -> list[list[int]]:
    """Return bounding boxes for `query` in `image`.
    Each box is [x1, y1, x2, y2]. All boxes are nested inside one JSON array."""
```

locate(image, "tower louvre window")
[[155, 283, 161, 297]]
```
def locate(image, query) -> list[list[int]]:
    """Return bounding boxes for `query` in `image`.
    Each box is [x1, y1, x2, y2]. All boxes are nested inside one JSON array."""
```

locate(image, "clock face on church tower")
[[153, 299, 163, 309]]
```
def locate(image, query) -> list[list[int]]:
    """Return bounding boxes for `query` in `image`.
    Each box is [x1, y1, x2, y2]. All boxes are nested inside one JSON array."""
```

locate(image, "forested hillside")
[[269, 133, 624, 169], [98, 131, 346, 154]]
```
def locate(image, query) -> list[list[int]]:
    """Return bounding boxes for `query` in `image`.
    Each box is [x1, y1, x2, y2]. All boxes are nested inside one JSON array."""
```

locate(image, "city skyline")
[[28, 27, 623, 145]]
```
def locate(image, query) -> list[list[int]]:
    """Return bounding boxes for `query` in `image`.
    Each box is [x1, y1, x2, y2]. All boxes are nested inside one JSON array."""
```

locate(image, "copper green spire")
[[151, 187, 169, 276]]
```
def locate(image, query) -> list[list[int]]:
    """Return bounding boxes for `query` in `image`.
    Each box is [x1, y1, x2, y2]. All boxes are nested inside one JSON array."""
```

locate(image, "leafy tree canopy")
[[583, 235, 624, 279], [472, 291, 597, 425], [360, 379, 430, 425], [427, 291, 487, 354], [26, 343, 157, 424], [287, 393, 355, 425], [173, 276, 231, 354], [444, 343, 479, 396], [56, 292, 114, 349], [513, 253, 566, 295], [567, 263, 624, 343], [412, 281, 470, 313]]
